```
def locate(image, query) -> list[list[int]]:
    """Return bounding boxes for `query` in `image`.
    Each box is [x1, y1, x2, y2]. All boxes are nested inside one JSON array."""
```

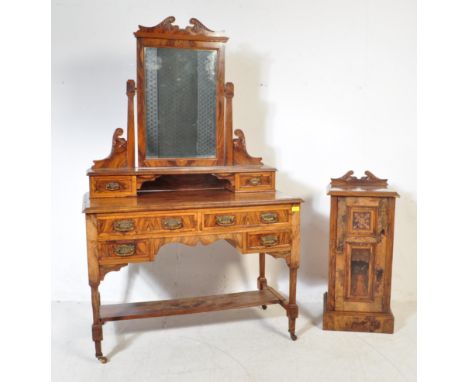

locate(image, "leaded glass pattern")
[[144, 47, 217, 158]]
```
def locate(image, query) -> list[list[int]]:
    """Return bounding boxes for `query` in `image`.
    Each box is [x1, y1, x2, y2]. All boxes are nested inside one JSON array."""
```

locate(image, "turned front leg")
[[90, 282, 107, 363], [287, 203, 301, 340], [257, 252, 268, 310], [86, 215, 107, 363], [287, 265, 299, 340]]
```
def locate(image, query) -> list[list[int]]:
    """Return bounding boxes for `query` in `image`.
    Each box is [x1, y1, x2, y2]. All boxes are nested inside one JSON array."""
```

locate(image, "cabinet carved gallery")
[[83, 17, 302, 363], [323, 171, 399, 333]]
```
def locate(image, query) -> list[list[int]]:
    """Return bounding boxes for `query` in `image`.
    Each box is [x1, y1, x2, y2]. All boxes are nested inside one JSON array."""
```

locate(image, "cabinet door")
[[334, 197, 390, 312]]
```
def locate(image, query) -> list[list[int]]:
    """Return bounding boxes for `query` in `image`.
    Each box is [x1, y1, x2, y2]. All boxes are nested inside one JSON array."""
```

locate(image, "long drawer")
[[97, 212, 198, 239], [202, 206, 290, 230]]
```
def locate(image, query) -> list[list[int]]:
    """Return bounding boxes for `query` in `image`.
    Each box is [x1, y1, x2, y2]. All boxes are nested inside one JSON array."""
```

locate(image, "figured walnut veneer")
[[84, 190, 302, 363], [83, 16, 302, 364], [323, 171, 399, 334]]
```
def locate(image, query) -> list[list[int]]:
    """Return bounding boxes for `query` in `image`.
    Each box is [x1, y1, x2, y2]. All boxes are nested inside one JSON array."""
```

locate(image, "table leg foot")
[[261, 305, 267, 310], [97, 355, 108, 364]]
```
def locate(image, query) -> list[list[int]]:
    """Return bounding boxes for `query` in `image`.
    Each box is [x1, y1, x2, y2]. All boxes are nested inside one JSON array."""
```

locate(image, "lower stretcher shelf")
[[100, 288, 286, 322]]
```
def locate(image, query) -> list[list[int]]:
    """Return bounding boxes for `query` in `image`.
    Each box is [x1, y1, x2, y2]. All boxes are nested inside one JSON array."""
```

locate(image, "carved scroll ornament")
[[91, 128, 128, 170], [331, 170, 388, 187], [233, 129, 263, 165], [135, 17, 228, 42]]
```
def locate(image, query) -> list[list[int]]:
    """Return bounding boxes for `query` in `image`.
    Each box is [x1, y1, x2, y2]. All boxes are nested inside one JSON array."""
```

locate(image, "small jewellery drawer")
[[203, 208, 289, 230], [98, 240, 150, 264], [97, 213, 198, 238], [246, 231, 291, 251], [90, 176, 136, 198], [237, 172, 275, 192]]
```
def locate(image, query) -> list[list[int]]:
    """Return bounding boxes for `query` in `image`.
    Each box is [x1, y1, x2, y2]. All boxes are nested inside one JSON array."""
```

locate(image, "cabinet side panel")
[[327, 196, 338, 310], [383, 197, 396, 311]]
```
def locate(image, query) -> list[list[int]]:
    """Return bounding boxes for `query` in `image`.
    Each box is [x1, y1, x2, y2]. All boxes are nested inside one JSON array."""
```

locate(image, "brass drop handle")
[[114, 244, 135, 256], [248, 177, 262, 186], [260, 212, 278, 224], [162, 217, 183, 230], [260, 235, 279, 247], [105, 182, 121, 191], [216, 215, 236, 226], [113, 219, 135, 232]]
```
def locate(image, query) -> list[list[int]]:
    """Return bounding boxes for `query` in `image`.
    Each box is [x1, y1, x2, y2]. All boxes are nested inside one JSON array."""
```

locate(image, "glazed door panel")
[[334, 197, 389, 312]]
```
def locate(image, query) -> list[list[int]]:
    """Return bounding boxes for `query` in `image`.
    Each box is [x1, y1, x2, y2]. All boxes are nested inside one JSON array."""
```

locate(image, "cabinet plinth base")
[[322, 293, 394, 334]]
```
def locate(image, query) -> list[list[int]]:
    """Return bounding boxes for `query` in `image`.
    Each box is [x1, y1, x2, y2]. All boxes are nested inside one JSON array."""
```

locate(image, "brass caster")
[[261, 305, 267, 310], [290, 333, 297, 341], [97, 356, 108, 364]]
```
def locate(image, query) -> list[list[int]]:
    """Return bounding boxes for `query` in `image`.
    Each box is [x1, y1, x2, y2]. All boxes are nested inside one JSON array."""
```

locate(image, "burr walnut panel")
[[90, 176, 136, 198], [202, 206, 290, 230], [83, 16, 303, 363], [324, 171, 398, 334], [246, 230, 292, 252], [98, 240, 151, 264], [236, 172, 274, 192], [97, 212, 198, 239]]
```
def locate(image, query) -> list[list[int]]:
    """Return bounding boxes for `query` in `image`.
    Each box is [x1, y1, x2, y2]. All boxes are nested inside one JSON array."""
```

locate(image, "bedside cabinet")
[[323, 171, 399, 333]]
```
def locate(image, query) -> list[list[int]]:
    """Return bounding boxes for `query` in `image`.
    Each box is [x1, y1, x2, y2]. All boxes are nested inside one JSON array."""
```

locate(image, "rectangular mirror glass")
[[144, 47, 217, 158]]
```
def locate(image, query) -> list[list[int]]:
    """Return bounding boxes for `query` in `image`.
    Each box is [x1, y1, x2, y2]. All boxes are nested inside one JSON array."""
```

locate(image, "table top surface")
[[83, 189, 303, 214]]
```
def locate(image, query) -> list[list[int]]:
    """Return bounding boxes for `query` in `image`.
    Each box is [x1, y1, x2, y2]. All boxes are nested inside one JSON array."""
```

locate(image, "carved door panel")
[[334, 197, 389, 312]]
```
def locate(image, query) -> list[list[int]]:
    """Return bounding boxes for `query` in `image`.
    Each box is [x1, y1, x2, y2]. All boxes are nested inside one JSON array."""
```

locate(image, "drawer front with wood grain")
[[202, 207, 290, 230], [90, 176, 136, 198], [97, 212, 198, 239], [246, 231, 291, 252], [98, 240, 150, 264], [236, 172, 275, 192]]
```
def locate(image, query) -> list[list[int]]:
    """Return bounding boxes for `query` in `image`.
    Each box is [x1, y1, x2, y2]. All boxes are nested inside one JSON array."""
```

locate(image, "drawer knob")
[[105, 182, 121, 191], [260, 235, 279, 247], [260, 212, 278, 224], [114, 244, 135, 256], [163, 217, 183, 230], [113, 219, 135, 232], [216, 215, 235, 226], [248, 177, 262, 186]]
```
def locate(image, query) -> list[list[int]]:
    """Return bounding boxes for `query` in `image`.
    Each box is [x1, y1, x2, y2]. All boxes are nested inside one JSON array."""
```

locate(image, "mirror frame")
[[135, 17, 229, 167]]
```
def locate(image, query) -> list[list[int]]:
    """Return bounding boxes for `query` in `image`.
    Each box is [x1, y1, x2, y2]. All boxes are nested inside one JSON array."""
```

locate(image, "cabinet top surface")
[[83, 190, 303, 214], [87, 165, 276, 176], [327, 185, 399, 197]]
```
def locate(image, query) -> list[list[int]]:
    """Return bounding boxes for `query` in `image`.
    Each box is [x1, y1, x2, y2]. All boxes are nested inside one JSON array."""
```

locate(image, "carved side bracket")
[[136, 175, 162, 190], [233, 129, 263, 165], [135, 16, 228, 42], [92, 128, 128, 170], [266, 251, 291, 266], [99, 264, 128, 282], [331, 170, 388, 187], [211, 173, 235, 190]]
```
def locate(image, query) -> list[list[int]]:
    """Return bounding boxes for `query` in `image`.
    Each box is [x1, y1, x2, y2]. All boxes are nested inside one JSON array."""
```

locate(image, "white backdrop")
[[52, 0, 416, 304]]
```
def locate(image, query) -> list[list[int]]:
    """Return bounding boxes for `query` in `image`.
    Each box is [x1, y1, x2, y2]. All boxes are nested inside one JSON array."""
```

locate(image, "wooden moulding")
[[100, 289, 284, 322], [323, 293, 394, 334]]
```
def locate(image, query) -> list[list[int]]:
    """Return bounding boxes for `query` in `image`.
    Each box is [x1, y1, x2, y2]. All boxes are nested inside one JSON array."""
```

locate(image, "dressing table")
[[83, 17, 302, 363]]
